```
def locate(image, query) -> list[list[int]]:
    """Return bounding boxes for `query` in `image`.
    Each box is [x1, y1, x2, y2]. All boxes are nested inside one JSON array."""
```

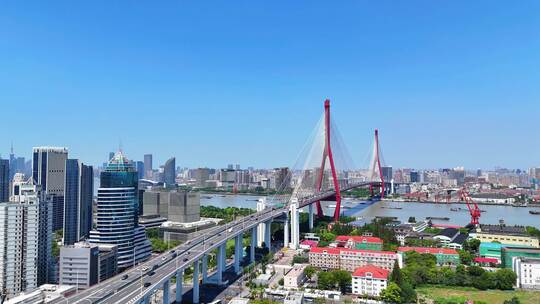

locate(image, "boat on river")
[[530, 210, 540, 215]]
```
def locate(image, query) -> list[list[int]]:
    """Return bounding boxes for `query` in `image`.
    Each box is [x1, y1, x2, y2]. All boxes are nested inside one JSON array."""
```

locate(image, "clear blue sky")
[[1, 1, 539, 169]]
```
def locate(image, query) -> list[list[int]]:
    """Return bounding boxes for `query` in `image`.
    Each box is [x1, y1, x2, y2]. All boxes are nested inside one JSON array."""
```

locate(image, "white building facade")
[[513, 257, 540, 290], [352, 265, 389, 297]]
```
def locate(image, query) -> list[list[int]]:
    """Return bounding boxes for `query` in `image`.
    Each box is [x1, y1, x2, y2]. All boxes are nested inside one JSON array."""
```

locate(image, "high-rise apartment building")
[[32, 147, 68, 231], [0, 159, 9, 202], [64, 159, 94, 245], [11, 183, 53, 287], [163, 157, 176, 186], [88, 151, 151, 270], [0, 202, 39, 298], [143, 154, 153, 179]]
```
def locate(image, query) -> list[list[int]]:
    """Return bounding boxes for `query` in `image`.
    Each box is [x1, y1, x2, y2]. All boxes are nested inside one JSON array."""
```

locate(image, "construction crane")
[[459, 187, 481, 226]]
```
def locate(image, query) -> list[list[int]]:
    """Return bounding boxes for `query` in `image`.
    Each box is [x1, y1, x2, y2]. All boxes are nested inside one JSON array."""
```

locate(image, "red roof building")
[[309, 247, 398, 271], [352, 265, 390, 297]]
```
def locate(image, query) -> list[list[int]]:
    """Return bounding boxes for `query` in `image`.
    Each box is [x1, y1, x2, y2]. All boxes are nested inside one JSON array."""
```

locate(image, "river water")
[[201, 194, 540, 227]]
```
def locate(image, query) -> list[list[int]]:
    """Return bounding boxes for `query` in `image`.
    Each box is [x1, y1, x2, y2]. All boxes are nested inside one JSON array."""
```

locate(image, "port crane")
[[459, 187, 481, 226]]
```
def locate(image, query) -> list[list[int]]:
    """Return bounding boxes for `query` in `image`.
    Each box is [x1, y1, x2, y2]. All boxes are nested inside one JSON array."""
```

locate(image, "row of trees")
[[200, 205, 254, 223], [404, 251, 516, 288]]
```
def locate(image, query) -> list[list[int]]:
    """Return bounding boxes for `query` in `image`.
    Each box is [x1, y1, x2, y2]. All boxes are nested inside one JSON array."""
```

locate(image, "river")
[[200, 194, 540, 227]]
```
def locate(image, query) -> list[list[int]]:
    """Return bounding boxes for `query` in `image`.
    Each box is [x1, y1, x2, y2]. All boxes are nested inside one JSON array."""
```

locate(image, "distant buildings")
[[513, 257, 540, 290], [352, 265, 389, 297], [192, 168, 210, 187], [88, 151, 151, 271], [144, 154, 153, 179], [0, 159, 9, 202], [163, 157, 176, 186], [32, 147, 68, 231], [470, 224, 539, 248], [63, 159, 93, 245], [142, 189, 200, 223], [308, 247, 397, 272]]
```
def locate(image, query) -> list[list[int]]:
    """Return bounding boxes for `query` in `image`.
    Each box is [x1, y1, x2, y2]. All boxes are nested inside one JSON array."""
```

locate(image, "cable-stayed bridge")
[[57, 100, 389, 304]]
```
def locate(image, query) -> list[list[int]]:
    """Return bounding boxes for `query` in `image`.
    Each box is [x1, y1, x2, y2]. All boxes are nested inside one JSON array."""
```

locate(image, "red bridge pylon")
[[315, 99, 342, 221]]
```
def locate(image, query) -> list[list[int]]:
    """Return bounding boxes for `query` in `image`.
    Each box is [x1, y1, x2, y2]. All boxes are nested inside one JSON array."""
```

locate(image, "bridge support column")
[[264, 221, 271, 250], [143, 295, 150, 304], [308, 204, 314, 230], [216, 243, 225, 284], [201, 254, 208, 284], [193, 260, 200, 304], [250, 227, 256, 263], [289, 202, 299, 250], [175, 269, 183, 304], [162, 279, 169, 304], [256, 199, 266, 247], [284, 213, 289, 248], [234, 234, 243, 274]]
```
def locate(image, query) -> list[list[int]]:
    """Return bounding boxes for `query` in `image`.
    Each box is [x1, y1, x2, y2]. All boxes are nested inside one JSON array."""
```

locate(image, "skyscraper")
[[64, 159, 94, 245], [88, 151, 151, 270], [135, 161, 144, 180], [32, 147, 68, 231], [143, 154, 152, 179], [163, 157, 176, 186], [5, 182, 52, 291], [0, 159, 9, 202]]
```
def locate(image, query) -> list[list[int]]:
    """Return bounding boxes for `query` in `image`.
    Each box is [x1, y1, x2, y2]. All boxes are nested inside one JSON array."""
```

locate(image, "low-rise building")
[[309, 247, 398, 272], [471, 224, 539, 248], [59, 242, 118, 290], [284, 264, 307, 289], [335, 236, 383, 250], [352, 264, 389, 297], [513, 257, 540, 290], [502, 247, 540, 269], [433, 228, 468, 250], [398, 247, 460, 266]]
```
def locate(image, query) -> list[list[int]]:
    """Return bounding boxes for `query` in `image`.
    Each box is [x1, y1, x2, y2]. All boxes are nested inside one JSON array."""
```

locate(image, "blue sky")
[[1, 1, 539, 169]]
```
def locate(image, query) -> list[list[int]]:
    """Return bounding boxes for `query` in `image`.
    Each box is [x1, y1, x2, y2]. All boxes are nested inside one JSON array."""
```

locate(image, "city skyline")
[[1, 2, 539, 169]]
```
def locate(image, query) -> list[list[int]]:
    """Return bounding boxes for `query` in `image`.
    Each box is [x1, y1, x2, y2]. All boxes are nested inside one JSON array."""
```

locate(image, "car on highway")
[[183, 258, 189, 262], [149, 271, 155, 276], [161, 256, 167, 261], [228, 227, 233, 232], [152, 264, 159, 270], [142, 267, 149, 272], [122, 274, 129, 280], [144, 282, 151, 288]]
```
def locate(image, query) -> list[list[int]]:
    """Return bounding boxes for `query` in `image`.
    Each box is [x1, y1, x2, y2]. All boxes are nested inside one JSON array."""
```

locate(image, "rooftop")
[[398, 246, 458, 255], [336, 235, 383, 244], [436, 228, 460, 239], [352, 264, 390, 279], [477, 224, 528, 236], [310, 247, 396, 256]]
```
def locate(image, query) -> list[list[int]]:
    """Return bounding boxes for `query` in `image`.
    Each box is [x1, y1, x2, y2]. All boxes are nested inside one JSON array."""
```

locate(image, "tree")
[[390, 260, 403, 285], [458, 250, 473, 265], [304, 266, 316, 281], [399, 281, 417, 303], [332, 270, 352, 293], [494, 268, 517, 290], [473, 271, 493, 290], [317, 271, 335, 290], [380, 282, 402, 303], [278, 278, 284, 286], [292, 255, 309, 264], [408, 216, 416, 223]]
